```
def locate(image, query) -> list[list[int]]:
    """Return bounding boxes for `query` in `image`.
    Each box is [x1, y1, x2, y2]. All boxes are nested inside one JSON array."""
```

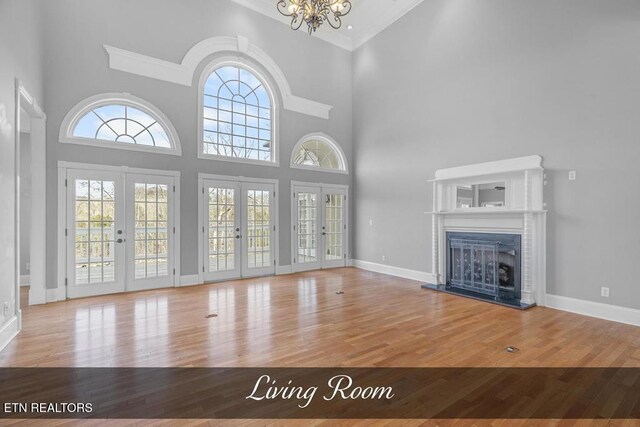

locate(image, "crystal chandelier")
[[276, 0, 352, 34]]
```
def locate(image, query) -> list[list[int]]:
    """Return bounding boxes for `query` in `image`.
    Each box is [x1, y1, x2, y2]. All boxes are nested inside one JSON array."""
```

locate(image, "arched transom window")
[[291, 133, 347, 173], [60, 93, 181, 155], [201, 65, 275, 163]]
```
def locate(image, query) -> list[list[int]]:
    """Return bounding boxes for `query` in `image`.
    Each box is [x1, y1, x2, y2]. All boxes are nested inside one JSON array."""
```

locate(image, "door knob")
[[235, 235, 241, 239], [116, 238, 124, 243]]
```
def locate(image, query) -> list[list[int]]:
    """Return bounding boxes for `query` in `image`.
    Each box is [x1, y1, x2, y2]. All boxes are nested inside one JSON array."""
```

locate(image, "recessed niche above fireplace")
[[456, 182, 506, 208], [422, 156, 547, 309]]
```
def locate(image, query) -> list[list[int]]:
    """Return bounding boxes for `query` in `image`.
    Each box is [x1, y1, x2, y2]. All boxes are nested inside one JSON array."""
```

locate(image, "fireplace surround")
[[422, 156, 546, 309]]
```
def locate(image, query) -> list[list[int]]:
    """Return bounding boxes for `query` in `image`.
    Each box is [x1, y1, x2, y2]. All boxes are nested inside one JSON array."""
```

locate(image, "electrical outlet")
[[569, 171, 577, 181], [382, 255, 386, 262], [26, 262, 30, 271], [3, 302, 9, 317], [369, 219, 373, 226], [601, 287, 609, 298]]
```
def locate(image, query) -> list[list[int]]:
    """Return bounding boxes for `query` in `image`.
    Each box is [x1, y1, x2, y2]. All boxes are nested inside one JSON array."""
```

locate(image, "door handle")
[[116, 238, 124, 243], [235, 235, 241, 239], [322, 232, 326, 236]]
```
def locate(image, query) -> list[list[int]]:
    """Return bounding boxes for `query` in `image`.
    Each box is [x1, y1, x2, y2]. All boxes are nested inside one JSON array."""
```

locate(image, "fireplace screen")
[[446, 232, 521, 299]]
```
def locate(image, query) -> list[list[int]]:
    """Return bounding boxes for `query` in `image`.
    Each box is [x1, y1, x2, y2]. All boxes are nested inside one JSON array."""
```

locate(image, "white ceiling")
[[230, 0, 424, 51]]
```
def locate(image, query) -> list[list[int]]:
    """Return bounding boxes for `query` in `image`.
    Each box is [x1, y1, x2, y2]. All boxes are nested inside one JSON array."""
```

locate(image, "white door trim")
[[198, 173, 280, 284], [290, 181, 349, 272], [15, 80, 47, 315], [57, 162, 180, 299]]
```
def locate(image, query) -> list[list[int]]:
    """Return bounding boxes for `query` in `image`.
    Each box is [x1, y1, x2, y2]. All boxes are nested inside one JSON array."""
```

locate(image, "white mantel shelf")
[[427, 155, 547, 307]]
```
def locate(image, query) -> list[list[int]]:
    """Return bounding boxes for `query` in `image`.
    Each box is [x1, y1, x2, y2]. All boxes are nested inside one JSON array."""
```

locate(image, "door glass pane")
[[297, 193, 317, 263], [74, 179, 116, 284], [325, 194, 344, 261], [208, 187, 235, 272], [134, 183, 169, 279], [247, 189, 271, 268]]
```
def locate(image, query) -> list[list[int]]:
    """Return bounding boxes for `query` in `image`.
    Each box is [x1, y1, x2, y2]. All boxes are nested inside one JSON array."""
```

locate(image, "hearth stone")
[[421, 282, 536, 310]]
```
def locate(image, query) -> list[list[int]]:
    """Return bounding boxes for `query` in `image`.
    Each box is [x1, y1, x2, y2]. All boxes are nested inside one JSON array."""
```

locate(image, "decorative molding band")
[[353, 259, 437, 284], [179, 275, 201, 287], [104, 36, 333, 119], [0, 315, 20, 354], [545, 294, 640, 327]]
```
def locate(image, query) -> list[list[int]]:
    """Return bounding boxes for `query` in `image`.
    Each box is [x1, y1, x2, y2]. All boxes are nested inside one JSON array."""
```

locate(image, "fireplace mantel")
[[425, 155, 547, 307]]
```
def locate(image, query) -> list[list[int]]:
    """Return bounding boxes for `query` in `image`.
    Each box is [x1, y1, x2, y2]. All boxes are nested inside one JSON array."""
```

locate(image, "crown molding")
[[351, 0, 425, 50]]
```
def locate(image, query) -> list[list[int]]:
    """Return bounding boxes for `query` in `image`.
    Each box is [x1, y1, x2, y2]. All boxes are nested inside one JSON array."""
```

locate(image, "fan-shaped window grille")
[[202, 65, 275, 163], [291, 134, 347, 173], [60, 93, 181, 155]]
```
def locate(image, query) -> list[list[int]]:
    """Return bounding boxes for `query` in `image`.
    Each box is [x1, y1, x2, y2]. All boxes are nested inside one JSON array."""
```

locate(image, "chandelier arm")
[[276, 0, 294, 17], [275, 0, 350, 32], [326, 13, 342, 29], [291, 14, 305, 31], [339, 1, 352, 16]]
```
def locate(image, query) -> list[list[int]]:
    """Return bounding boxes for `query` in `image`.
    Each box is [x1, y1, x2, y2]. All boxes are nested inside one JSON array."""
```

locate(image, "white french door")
[[65, 167, 177, 298], [293, 186, 321, 272], [292, 184, 348, 272], [203, 180, 241, 281], [321, 187, 347, 269], [126, 174, 176, 292], [67, 170, 126, 298], [202, 178, 276, 282]]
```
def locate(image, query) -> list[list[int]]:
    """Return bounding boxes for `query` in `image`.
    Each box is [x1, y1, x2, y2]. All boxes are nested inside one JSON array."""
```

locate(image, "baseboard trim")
[[179, 274, 201, 287], [353, 259, 437, 284], [46, 287, 66, 303], [276, 265, 293, 275], [0, 315, 20, 354], [20, 275, 30, 286], [545, 294, 640, 327]]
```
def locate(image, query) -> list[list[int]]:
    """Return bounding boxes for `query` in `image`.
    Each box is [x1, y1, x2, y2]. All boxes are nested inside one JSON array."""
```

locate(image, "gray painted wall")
[[353, 0, 640, 309], [0, 0, 43, 324], [41, 0, 353, 289]]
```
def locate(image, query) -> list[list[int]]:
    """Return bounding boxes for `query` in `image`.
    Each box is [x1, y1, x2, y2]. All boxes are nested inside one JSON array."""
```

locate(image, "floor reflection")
[[74, 304, 116, 366], [246, 282, 271, 356], [207, 287, 237, 361], [134, 296, 168, 365]]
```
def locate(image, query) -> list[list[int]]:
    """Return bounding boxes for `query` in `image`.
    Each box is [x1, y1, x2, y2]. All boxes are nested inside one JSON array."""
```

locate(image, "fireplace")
[[422, 156, 546, 309], [446, 232, 521, 302]]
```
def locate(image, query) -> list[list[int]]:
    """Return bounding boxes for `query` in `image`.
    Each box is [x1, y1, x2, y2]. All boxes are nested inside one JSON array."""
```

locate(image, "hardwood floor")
[[2, 267, 639, 368], [2, 268, 640, 426]]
